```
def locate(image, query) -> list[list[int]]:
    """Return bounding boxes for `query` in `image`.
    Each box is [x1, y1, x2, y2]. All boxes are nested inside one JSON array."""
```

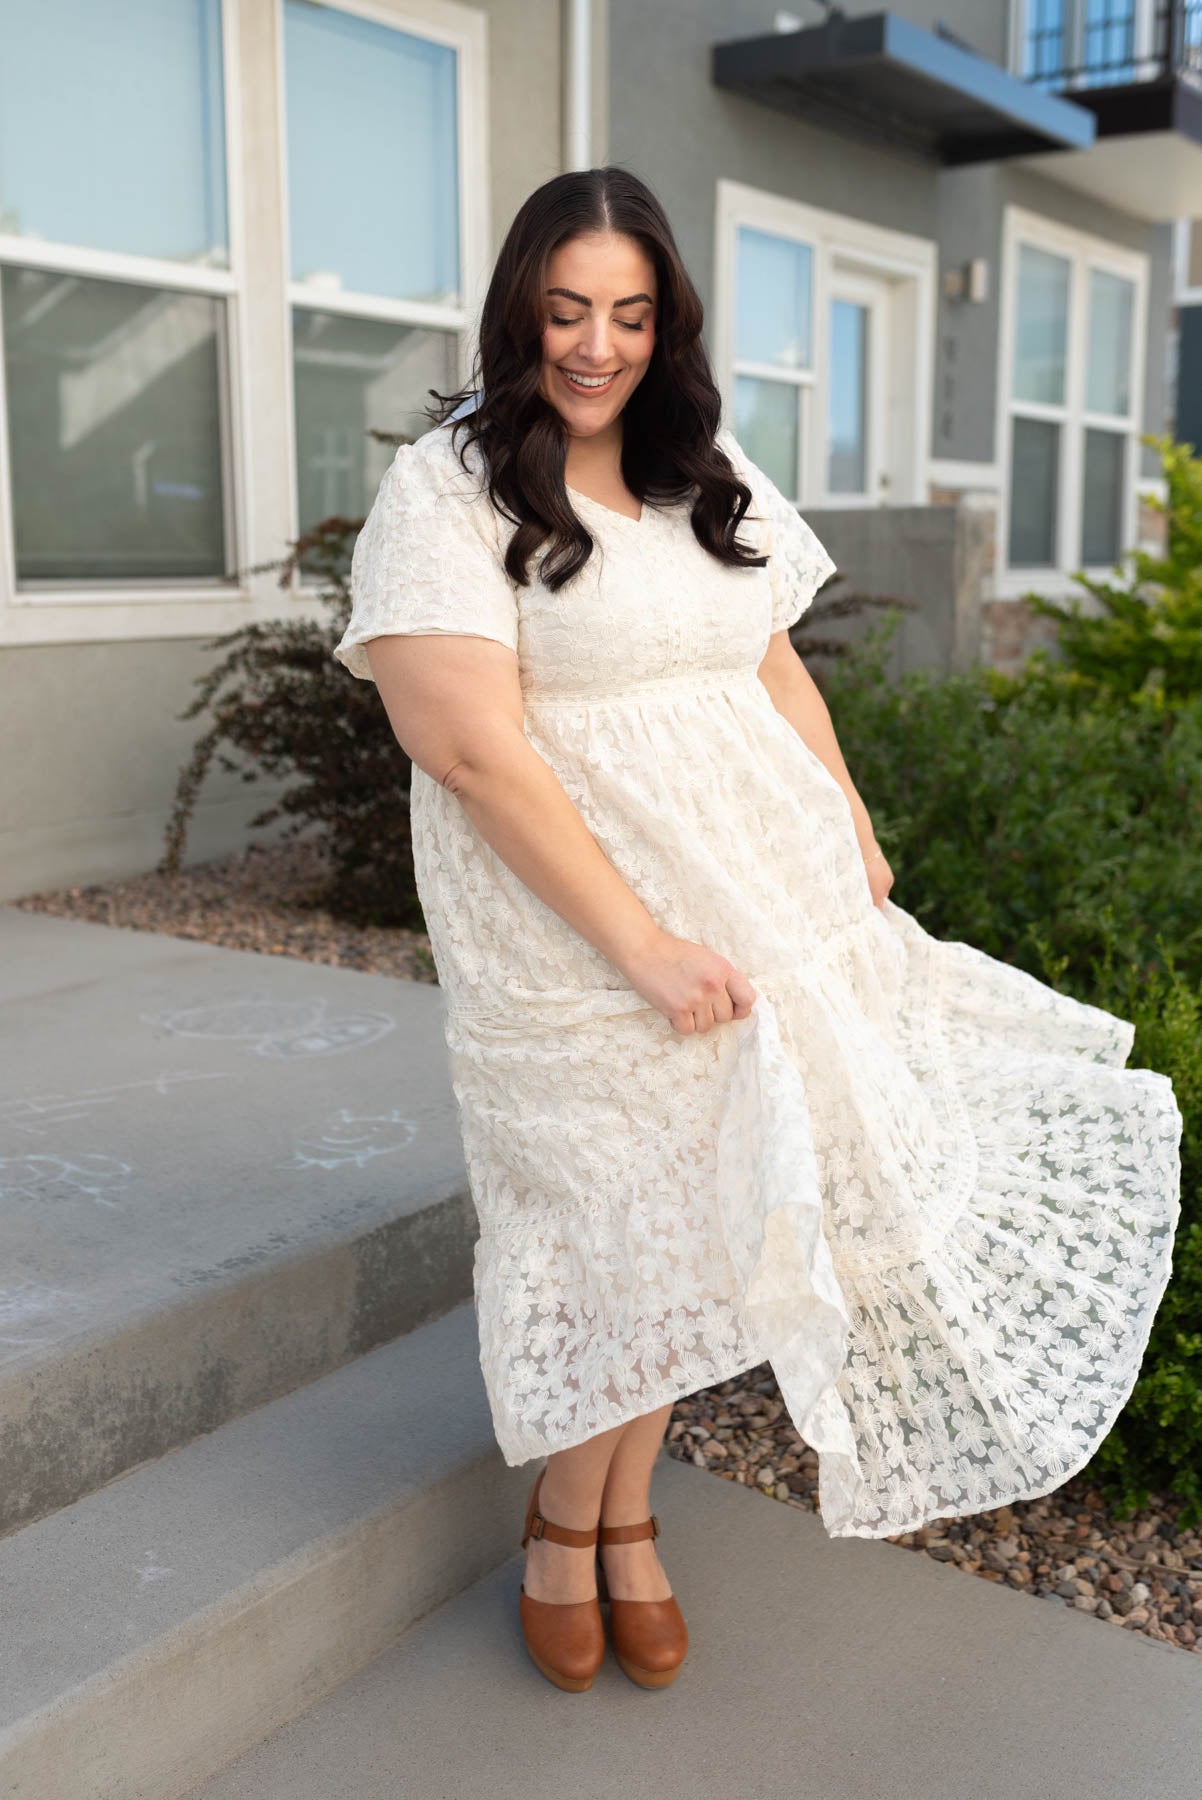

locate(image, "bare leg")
[[522, 1421, 625, 1603], [597, 1401, 675, 1601]]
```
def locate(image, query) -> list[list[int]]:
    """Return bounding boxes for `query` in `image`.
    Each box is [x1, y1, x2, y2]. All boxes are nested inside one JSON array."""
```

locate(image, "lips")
[[559, 368, 620, 394]]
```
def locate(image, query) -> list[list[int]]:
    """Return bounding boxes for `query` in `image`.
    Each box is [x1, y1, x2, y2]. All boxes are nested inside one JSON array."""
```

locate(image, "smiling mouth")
[[559, 368, 621, 393]]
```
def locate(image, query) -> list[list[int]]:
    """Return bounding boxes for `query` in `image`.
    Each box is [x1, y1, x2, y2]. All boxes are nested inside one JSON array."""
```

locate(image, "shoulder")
[[362, 420, 498, 554]]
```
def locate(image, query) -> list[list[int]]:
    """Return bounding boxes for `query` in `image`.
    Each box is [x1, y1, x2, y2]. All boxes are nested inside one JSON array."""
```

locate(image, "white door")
[[824, 268, 893, 505]]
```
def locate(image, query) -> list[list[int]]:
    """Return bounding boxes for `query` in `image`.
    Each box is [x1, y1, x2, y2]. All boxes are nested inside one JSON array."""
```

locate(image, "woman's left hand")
[[860, 839, 894, 908]]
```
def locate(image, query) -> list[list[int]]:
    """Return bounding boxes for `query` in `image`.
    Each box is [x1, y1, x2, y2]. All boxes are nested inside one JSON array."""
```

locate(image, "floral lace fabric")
[[333, 422, 1183, 1539]]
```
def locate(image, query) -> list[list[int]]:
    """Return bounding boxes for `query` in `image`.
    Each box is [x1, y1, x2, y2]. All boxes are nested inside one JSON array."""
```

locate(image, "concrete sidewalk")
[[0, 905, 475, 1529], [192, 1450, 1202, 1800]]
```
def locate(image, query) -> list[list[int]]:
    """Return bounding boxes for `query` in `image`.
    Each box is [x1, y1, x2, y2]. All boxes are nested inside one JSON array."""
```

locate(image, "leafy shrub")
[[1021, 434, 1202, 702], [160, 515, 426, 928], [1081, 946, 1202, 1521], [823, 621, 1202, 994]]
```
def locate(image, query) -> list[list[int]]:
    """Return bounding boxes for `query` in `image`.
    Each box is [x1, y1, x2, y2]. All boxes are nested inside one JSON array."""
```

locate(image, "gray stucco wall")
[[611, 0, 1173, 479], [607, 0, 941, 336], [1, 0, 570, 901]]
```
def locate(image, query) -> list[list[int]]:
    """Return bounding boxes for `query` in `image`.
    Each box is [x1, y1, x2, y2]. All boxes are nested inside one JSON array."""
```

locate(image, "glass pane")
[[2, 265, 226, 583], [1082, 428, 1125, 565], [733, 375, 799, 500], [1023, 0, 1067, 85], [1080, 0, 1137, 86], [827, 298, 868, 495], [735, 227, 812, 371], [1086, 268, 1134, 416], [0, 0, 227, 267], [293, 308, 459, 540], [1008, 416, 1060, 567], [1013, 243, 1070, 406], [284, 1, 458, 304]]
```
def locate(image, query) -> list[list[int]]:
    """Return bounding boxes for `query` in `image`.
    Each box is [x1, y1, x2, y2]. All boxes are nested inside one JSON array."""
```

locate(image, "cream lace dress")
[[333, 418, 1183, 1540]]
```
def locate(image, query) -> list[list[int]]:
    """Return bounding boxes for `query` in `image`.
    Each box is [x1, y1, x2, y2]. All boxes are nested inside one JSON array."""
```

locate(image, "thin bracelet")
[[863, 844, 886, 866]]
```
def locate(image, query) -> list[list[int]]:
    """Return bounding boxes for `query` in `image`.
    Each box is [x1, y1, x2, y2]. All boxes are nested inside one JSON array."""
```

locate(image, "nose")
[[577, 316, 619, 363]]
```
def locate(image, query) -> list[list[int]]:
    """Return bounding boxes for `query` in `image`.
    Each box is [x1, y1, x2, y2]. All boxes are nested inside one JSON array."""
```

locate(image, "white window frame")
[[275, 0, 490, 578], [0, 0, 489, 652], [713, 179, 936, 510], [994, 203, 1148, 598], [0, 0, 251, 615]]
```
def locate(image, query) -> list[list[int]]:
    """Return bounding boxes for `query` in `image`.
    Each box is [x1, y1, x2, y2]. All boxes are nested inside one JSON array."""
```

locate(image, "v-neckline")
[[564, 482, 645, 526]]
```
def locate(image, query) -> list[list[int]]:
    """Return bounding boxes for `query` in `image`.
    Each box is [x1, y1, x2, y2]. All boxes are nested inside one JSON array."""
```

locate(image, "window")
[[0, 0, 238, 592], [1000, 206, 1145, 582], [281, 0, 466, 541], [732, 227, 813, 499], [1014, 2, 1148, 89], [718, 182, 935, 510]]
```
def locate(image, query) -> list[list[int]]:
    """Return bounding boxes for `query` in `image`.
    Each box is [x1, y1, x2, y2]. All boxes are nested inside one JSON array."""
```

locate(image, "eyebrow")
[[545, 287, 654, 308]]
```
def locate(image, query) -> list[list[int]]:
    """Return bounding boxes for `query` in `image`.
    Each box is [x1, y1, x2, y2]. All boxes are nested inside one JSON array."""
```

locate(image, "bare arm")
[[364, 632, 758, 1032], [756, 629, 894, 905]]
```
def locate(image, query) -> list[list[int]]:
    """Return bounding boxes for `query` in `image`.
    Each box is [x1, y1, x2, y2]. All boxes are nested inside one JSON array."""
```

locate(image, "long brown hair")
[[426, 166, 767, 591]]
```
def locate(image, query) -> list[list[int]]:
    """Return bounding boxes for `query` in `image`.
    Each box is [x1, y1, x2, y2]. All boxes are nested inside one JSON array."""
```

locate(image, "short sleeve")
[[332, 429, 519, 683], [716, 427, 837, 634]]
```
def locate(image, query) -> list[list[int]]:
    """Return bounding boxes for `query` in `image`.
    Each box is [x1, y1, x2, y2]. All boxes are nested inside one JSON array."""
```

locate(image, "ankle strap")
[[524, 1510, 599, 1548], [598, 1515, 660, 1545]]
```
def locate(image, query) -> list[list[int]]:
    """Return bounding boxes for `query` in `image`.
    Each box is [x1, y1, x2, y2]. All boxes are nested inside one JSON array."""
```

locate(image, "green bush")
[[1083, 947, 1202, 1521], [823, 623, 1202, 994], [1021, 433, 1202, 702], [826, 621, 1202, 1521]]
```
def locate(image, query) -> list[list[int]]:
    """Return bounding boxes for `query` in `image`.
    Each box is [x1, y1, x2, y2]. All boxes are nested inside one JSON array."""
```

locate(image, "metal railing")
[[1020, 0, 1202, 91]]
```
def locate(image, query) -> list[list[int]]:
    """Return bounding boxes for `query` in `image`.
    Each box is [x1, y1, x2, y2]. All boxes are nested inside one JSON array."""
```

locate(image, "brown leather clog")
[[518, 1466, 605, 1692], [596, 1513, 688, 1688]]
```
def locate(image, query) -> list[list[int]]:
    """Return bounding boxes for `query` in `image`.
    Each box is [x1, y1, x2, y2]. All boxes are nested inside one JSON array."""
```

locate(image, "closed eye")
[[550, 315, 646, 330]]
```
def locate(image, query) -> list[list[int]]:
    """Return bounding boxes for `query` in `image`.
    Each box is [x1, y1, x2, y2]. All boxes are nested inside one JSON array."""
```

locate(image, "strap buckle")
[[528, 1513, 545, 1539]]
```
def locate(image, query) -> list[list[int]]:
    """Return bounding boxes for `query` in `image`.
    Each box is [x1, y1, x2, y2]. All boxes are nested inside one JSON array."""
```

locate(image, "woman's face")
[[537, 230, 658, 438]]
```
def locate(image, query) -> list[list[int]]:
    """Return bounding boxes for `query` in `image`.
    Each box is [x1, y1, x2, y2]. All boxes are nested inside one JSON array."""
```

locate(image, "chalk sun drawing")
[[281, 1107, 419, 1171]]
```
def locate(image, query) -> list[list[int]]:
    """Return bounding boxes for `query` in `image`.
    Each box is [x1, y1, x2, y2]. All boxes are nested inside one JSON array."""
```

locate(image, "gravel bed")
[[16, 838, 1198, 1657], [12, 837, 437, 984], [667, 1370, 1202, 1657]]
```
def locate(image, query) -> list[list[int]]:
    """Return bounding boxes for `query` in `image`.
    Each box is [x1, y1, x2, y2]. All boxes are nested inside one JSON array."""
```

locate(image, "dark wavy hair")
[[425, 165, 767, 592]]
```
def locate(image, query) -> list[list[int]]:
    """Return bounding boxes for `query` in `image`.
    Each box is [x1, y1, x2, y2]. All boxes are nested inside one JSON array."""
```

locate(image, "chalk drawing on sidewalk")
[[281, 1107, 419, 1171], [0, 1070, 233, 1139], [0, 1278, 88, 1351], [0, 1152, 132, 1209], [144, 996, 395, 1059], [136, 1550, 176, 1585]]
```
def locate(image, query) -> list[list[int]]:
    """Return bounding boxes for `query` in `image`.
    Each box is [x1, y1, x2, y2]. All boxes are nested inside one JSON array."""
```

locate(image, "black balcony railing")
[[1021, 0, 1202, 91]]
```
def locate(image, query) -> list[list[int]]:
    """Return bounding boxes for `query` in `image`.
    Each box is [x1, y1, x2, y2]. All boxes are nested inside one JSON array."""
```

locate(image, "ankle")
[[535, 1473, 602, 1535]]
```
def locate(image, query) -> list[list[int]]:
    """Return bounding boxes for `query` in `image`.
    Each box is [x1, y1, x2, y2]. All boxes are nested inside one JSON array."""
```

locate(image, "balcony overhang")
[[711, 11, 1097, 164], [1009, 76, 1202, 222]]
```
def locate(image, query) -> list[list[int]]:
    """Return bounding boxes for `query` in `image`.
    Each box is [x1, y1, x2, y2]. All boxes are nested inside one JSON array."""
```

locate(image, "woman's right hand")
[[622, 931, 758, 1035]]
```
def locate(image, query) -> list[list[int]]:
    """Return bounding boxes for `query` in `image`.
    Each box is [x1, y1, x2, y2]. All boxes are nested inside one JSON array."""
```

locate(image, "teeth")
[[564, 370, 617, 388]]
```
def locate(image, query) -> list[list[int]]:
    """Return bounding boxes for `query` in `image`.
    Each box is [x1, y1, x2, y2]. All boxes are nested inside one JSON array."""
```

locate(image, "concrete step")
[[0, 906, 476, 1534], [0, 1299, 532, 1800], [188, 1454, 1202, 1800]]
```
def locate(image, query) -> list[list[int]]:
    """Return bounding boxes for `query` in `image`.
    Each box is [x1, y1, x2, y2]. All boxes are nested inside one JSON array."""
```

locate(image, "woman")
[[333, 168, 1182, 1695]]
